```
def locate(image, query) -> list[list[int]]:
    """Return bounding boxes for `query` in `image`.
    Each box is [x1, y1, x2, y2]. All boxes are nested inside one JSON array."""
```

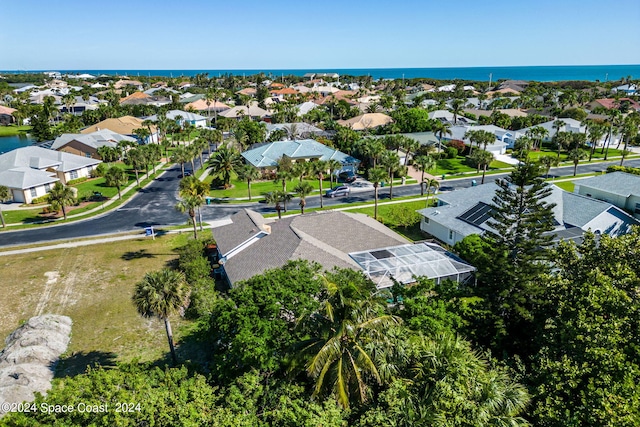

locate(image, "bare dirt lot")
[[0, 233, 195, 369]]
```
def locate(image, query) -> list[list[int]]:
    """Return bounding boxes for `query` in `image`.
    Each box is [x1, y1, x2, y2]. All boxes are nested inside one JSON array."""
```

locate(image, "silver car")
[[326, 185, 351, 198]]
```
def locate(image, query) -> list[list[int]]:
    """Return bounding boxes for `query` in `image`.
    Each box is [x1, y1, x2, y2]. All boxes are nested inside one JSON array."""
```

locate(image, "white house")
[[417, 182, 640, 246], [146, 109, 208, 128], [0, 147, 101, 203], [574, 172, 640, 219]]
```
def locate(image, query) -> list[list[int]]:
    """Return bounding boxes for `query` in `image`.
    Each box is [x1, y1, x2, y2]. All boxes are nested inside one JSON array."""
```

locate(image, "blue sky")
[[2, 0, 639, 70]]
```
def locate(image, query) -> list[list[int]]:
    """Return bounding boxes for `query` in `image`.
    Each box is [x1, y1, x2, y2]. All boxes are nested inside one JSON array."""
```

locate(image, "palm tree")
[[97, 146, 119, 164], [178, 175, 208, 236], [586, 122, 605, 162], [326, 159, 342, 187], [104, 166, 128, 199], [368, 167, 388, 220], [432, 120, 452, 154], [209, 147, 242, 188], [470, 149, 494, 184], [424, 178, 440, 206], [355, 137, 386, 168], [294, 181, 313, 214], [381, 152, 401, 199], [62, 93, 76, 115], [264, 190, 292, 219], [125, 148, 144, 187], [47, 182, 75, 220], [552, 131, 572, 159], [132, 269, 190, 365], [293, 276, 401, 409], [413, 154, 436, 196], [567, 148, 587, 176], [538, 155, 560, 178], [310, 160, 328, 209], [0, 185, 11, 228], [450, 97, 467, 124], [236, 164, 261, 200], [526, 126, 549, 151]]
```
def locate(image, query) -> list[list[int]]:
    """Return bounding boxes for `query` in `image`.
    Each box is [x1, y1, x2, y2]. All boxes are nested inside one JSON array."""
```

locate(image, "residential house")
[[119, 92, 172, 107], [574, 172, 640, 219], [241, 139, 359, 174], [612, 84, 638, 95], [446, 124, 512, 154], [59, 95, 105, 115], [218, 104, 269, 120], [417, 182, 640, 246], [183, 99, 231, 114], [265, 123, 326, 139], [146, 109, 208, 128], [0, 146, 100, 203], [514, 117, 586, 141], [113, 79, 143, 90], [587, 98, 640, 112], [211, 209, 472, 288], [51, 129, 136, 159], [295, 101, 319, 116], [337, 112, 393, 131], [80, 116, 158, 143], [0, 105, 16, 125], [428, 110, 476, 125]]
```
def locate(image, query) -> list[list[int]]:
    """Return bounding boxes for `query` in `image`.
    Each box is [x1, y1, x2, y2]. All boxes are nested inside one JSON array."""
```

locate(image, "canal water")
[[0, 134, 36, 154]]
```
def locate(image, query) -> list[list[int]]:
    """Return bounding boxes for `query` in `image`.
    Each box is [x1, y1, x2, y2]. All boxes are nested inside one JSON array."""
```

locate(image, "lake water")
[[0, 134, 36, 154]]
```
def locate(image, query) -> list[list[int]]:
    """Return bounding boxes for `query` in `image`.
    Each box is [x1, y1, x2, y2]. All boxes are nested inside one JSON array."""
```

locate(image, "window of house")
[[70, 170, 79, 179], [424, 217, 430, 224], [448, 230, 454, 240], [44, 183, 51, 192], [635, 203, 640, 214], [30, 188, 37, 197]]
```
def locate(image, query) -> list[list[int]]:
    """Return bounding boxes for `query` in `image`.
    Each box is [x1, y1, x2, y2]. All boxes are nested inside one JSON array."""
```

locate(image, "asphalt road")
[[1, 158, 639, 248]]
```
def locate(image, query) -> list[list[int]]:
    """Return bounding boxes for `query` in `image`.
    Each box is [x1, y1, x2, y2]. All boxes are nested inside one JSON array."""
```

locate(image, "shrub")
[[94, 163, 109, 177], [31, 195, 49, 204], [446, 139, 466, 153], [607, 165, 640, 175], [67, 177, 88, 185], [446, 147, 458, 159]]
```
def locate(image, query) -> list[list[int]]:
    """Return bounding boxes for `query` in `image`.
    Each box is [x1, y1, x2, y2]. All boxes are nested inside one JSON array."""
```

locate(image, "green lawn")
[[527, 147, 630, 163], [205, 174, 335, 199], [553, 181, 575, 192], [0, 125, 32, 136], [432, 156, 511, 176], [349, 200, 427, 242]]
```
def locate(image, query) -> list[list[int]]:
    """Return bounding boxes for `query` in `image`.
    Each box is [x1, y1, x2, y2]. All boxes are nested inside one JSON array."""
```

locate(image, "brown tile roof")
[[591, 98, 640, 110], [0, 105, 17, 115], [270, 88, 299, 96], [80, 116, 156, 135], [119, 92, 150, 104], [184, 99, 231, 112]]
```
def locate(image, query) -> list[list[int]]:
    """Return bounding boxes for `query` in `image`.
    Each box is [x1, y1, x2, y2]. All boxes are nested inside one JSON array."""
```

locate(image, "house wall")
[[19, 184, 50, 204], [628, 195, 640, 218], [576, 185, 629, 209], [420, 216, 466, 245], [58, 166, 96, 184], [58, 141, 99, 159]]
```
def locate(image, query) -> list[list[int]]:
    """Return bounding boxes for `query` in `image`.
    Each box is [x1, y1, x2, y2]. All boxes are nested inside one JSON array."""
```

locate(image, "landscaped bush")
[[177, 237, 218, 319], [446, 139, 466, 153], [31, 195, 49, 204], [607, 165, 640, 175], [94, 163, 109, 177], [446, 147, 458, 159], [67, 177, 88, 185]]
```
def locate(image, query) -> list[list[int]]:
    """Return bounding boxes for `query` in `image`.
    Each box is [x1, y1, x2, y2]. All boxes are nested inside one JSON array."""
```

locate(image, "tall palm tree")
[[586, 122, 605, 162], [368, 167, 388, 220], [471, 149, 494, 184], [294, 181, 313, 214], [0, 185, 11, 228], [526, 126, 549, 151], [355, 137, 386, 168], [125, 148, 144, 186], [178, 175, 208, 235], [432, 120, 452, 154], [450, 97, 467, 124], [171, 146, 190, 178], [209, 147, 242, 188], [326, 159, 342, 187], [264, 190, 292, 219], [538, 155, 560, 178], [567, 148, 587, 176], [293, 276, 401, 409], [311, 160, 328, 209], [413, 154, 436, 196], [381, 152, 401, 199], [47, 182, 75, 220], [424, 178, 440, 206], [132, 269, 190, 365], [552, 131, 572, 159], [104, 166, 128, 199], [236, 164, 261, 200]]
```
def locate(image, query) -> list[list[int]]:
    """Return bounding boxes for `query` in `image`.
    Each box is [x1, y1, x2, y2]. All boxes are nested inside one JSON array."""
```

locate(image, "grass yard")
[[0, 233, 197, 374], [0, 125, 32, 136], [432, 156, 512, 176], [346, 200, 428, 242], [553, 180, 575, 192], [205, 174, 334, 199]]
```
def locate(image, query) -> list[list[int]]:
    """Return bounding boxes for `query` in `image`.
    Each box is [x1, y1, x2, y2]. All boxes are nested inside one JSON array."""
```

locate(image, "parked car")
[[326, 185, 351, 198], [338, 171, 357, 183], [179, 171, 192, 178]]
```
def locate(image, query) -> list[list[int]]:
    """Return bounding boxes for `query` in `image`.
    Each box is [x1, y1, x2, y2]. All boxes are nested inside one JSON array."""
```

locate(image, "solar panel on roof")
[[457, 202, 495, 227]]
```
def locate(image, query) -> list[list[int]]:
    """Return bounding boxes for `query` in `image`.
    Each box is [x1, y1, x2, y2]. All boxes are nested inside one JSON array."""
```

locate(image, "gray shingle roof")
[[0, 167, 58, 189], [241, 139, 359, 168], [51, 129, 134, 151], [212, 210, 408, 285], [576, 172, 640, 198]]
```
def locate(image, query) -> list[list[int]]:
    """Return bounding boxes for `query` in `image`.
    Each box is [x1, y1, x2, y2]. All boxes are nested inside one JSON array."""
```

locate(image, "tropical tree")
[[413, 154, 435, 196], [125, 147, 145, 186], [432, 120, 452, 154], [586, 121, 606, 161], [0, 185, 11, 228], [209, 147, 242, 188], [132, 269, 190, 365], [355, 137, 386, 168], [294, 181, 313, 214], [264, 190, 292, 219], [293, 274, 401, 409], [526, 126, 549, 150], [538, 155, 560, 178], [326, 159, 342, 187], [96, 146, 119, 164], [47, 182, 76, 220], [104, 166, 128, 199], [178, 175, 208, 236], [424, 177, 440, 206], [567, 148, 587, 176], [450, 98, 467, 124], [368, 167, 388, 220], [236, 164, 261, 200], [381, 152, 401, 199], [310, 160, 328, 209], [470, 149, 494, 184]]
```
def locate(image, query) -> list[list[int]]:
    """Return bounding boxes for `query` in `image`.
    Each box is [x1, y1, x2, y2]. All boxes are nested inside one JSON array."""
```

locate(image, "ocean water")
[[20, 64, 640, 82], [0, 134, 36, 154]]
